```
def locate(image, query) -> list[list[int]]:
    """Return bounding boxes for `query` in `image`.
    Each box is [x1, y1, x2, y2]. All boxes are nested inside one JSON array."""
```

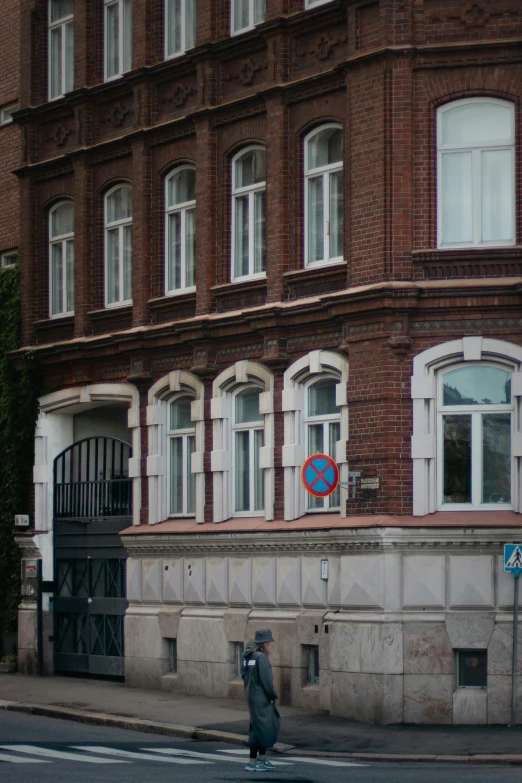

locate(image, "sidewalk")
[[1, 673, 522, 763]]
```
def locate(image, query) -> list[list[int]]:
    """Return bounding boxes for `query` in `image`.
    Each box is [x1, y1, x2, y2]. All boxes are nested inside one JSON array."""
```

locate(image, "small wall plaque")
[[360, 477, 380, 490]]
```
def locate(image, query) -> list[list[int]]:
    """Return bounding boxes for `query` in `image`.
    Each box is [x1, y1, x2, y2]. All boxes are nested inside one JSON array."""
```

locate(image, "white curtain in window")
[[50, 201, 74, 317], [166, 167, 196, 293], [105, 0, 132, 79], [232, 148, 266, 281], [105, 186, 132, 306], [305, 126, 343, 267], [166, 0, 196, 56], [49, 0, 74, 99]]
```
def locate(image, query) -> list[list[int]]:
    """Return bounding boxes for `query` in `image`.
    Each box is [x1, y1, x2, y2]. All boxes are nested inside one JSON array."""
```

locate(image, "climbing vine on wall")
[[0, 263, 41, 635]]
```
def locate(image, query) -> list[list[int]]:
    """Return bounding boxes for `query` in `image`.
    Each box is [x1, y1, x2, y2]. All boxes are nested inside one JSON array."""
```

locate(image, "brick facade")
[[0, 0, 20, 260]]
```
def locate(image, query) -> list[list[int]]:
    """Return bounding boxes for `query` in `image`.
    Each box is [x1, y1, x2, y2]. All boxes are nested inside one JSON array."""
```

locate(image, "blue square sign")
[[504, 544, 522, 573]]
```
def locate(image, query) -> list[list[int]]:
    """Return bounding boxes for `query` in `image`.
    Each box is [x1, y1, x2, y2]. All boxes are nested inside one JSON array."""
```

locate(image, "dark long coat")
[[242, 643, 281, 749]]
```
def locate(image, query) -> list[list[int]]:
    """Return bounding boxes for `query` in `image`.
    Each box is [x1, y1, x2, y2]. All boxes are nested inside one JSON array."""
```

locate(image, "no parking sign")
[[301, 453, 339, 498]]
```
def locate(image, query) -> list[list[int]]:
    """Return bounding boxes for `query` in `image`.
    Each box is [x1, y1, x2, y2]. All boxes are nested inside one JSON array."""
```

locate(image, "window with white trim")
[[232, 147, 266, 281], [105, 0, 132, 80], [49, 0, 74, 99], [233, 386, 265, 514], [305, 378, 341, 512], [165, 0, 196, 57], [231, 0, 265, 35], [49, 201, 74, 317], [305, 125, 343, 267], [438, 364, 513, 510], [105, 185, 132, 307], [437, 99, 515, 249], [168, 394, 196, 516], [166, 166, 196, 294]]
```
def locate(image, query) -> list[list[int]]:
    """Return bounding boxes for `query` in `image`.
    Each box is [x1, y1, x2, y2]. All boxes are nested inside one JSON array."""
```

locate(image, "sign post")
[[504, 544, 522, 726]]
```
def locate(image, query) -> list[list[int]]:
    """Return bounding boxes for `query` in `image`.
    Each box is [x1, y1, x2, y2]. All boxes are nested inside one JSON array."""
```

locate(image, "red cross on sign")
[[301, 453, 340, 498]]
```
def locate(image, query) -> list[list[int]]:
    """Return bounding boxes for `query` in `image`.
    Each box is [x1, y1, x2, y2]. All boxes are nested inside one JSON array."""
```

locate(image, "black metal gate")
[[53, 437, 132, 678]]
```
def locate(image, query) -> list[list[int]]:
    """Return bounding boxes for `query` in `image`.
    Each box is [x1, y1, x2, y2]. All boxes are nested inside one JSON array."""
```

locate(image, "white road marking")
[[72, 746, 211, 764], [0, 745, 127, 764], [217, 748, 368, 767], [0, 751, 50, 764], [145, 748, 291, 765]]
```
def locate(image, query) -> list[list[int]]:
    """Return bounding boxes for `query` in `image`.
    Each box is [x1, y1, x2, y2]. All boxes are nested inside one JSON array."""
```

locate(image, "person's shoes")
[[244, 761, 258, 771], [255, 759, 275, 771]]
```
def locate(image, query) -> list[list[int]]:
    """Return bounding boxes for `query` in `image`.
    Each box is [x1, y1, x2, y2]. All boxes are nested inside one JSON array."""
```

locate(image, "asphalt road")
[[0, 711, 521, 783]]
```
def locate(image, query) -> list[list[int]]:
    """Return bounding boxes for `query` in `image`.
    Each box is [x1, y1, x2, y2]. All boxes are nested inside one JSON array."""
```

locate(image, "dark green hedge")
[[0, 264, 41, 634]]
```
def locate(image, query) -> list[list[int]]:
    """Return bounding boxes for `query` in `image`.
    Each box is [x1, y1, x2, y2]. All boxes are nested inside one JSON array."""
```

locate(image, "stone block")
[[176, 659, 230, 698], [330, 672, 403, 724], [17, 609, 36, 650], [252, 557, 276, 606], [277, 557, 301, 606], [340, 555, 384, 609], [319, 668, 332, 711], [227, 679, 244, 700], [184, 558, 206, 603], [206, 558, 229, 604], [177, 616, 229, 664], [124, 614, 168, 659], [488, 623, 522, 676], [229, 558, 252, 605], [327, 557, 341, 606], [403, 675, 453, 724], [301, 557, 327, 607], [404, 623, 453, 675], [158, 609, 182, 639], [453, 688, 487, 724], [449, 556, 493, 607], [162, 558, 183, 603], [127, 558, 142, 602], [223, 608, 250, 642], [487, 675, 510, 724], [445, 613, 495, 649], [296, 611, 326, 645], [403, 556, 445, 609], [142, 558, 163, 603], [329, 622, 403, 674], [497, 555, 514, 608], [17, 648, 36, 676], [125, 656, 170, 689], [300, 683, 321, 711]]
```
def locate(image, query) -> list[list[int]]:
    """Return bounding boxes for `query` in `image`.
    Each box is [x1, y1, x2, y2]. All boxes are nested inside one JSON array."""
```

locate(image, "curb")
[[1, 700, 521, 765]]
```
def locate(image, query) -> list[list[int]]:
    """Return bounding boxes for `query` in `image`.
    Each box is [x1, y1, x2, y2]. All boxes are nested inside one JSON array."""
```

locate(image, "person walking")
[[242, 629, 280, 772]]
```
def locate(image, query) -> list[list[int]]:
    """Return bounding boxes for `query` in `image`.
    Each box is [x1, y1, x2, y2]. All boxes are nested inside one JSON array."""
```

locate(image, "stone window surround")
[[211, 361, 274, 523], [411, 336, 522, 516], [147, 370, 205, 525], [282, 350, 349, 521]]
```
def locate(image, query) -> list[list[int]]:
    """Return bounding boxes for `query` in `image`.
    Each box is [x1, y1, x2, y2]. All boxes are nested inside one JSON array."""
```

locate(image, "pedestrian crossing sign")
[[504, 544, 522, 573]]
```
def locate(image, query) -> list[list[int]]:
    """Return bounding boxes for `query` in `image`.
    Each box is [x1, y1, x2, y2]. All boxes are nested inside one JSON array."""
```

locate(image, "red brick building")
[[0, 0, 20, 269], [14, 0, 522, 723]]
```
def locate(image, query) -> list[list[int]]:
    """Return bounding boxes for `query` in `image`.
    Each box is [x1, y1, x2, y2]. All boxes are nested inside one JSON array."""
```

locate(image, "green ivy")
[[0, 263, 41, 635]]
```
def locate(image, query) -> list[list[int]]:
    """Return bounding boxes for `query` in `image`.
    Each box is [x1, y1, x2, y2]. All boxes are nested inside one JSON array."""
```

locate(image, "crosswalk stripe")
[[72, 746, 211, 764], [0, 746, 127, 764], [0, 751, 50, 764], [144, 748, 291, 766], [285, 756, 368, 768]]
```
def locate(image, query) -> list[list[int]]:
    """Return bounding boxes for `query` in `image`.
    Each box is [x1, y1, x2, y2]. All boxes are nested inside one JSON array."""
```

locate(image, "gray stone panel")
[[162, 558, 184, 603], [252, 557, 276, 606], [124, 614, 168, 659], [142, 558, 163, 603], [449, 556, 493, 608], [330, 672, 403, 724], [402, 556, 445, 609], [296, 611, 326, 645], [127, 558, 142, 602], [158, 609, 181, 639], [404, 622, 453, 675], [445, 612, 495, 649], [340, 555, 384, 609], [223, 608, 250, 642], [329, 622, 403, 674], [229, 558, 252, 605], [488, 623, 522, 675], [206, 557, 229, 605], [403, 674, 453, 724], [453, 688, 487, 725], [184, 558, 206, 603], [276, 557, 301, 607], [176, 660, 230, 698], [125, 656, 170, 689], [177, 616, 229, 664], [301, 557, 327, 607]]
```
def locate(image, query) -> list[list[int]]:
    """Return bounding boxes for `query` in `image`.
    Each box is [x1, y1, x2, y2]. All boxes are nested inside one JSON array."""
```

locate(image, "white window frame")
[[437, 362, 514, 511], [0, 249, 18, 268], [0, 103, 19, 126], [104, 184, 132, 309], [147, 371, 205, 524], [304, 376, 342, 513], [305, 0, 332, 7], [211, 361, 274, 522], [437, 98, 516, 249], [411, 337, 522, 516], [304, 124, 343, 269], [231, 146, 266, 282], [49, 201, 74, 318], [231, 0, 265, 35], [104, 0, 132, 81], [232, 384, 265, 517], [167, 393, 196, 517], [165, 0, 196, 59], [165, 165, 196, 296], [48, 0, 74, 100], [283, 351, 349, 521]]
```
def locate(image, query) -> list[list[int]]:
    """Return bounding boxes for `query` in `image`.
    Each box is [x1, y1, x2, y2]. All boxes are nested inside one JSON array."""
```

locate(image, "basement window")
[[235, 642, 245, 678], [307, 646, 319, 684], [456, 649, 487, 688], [1, 250, 17, 268], [169, 638, 177, 673]]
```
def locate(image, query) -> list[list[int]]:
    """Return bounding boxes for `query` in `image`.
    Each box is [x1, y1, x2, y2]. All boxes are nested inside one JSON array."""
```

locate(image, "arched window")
[[49, 200, 74, 317], [105, 185, 132, 307], [437, 99, 515, 248], [105, 0, 132, 80], [165, 166, 196, 294], [165, 0, 196, 57], [168, 394, 196, 516], [233, 386, 265, 514], [49, 0, 74, 99], [232, 147, 266, 282], [231, 0, 265, 35], [411, 337, 522, 515], [305, 125, 343, 267], [305, 378, 341, 512]]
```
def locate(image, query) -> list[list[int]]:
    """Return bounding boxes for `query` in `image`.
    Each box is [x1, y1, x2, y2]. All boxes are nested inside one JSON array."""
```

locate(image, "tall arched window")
[[49, 0, 74, 99], [305, 125, 343, 267], [168, 394, 196, 516], [232, 147, 266, 282], [105, 185, 132, 307], [165, 0, 196, 57], [105, 0, 132, 80], [231, 0, 265, 35], [305, 378, 341, 512], [437, 99, 515, 248], [49, 200, 74, 317], [233, 386, 265, 514], [166, 166, 196, 294]]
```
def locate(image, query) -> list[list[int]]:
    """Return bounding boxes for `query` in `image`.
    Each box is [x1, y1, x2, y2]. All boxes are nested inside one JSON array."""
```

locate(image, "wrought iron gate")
[[53, 438, 131, 678]]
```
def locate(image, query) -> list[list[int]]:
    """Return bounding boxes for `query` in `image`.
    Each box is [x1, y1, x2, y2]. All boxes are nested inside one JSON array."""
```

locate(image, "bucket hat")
[[254, 629, 275, 644]]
